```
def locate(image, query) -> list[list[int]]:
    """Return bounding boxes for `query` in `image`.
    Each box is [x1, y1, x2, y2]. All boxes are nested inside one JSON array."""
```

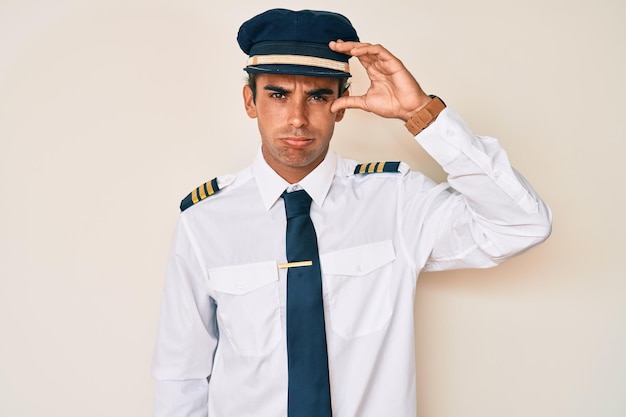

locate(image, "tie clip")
[[278, 261, 313, 269]]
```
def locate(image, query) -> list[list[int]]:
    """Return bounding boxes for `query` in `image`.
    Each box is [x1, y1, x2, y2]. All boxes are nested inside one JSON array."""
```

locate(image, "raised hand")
[[329, 41, 432, 121]]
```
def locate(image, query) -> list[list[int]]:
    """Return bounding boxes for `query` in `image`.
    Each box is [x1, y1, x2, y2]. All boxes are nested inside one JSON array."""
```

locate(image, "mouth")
[[281, 136, 315, 148]]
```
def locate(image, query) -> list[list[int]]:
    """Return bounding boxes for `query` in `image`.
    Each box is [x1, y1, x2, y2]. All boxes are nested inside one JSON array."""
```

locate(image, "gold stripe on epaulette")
[[180, 177, 228, 212], [354, 161, 402, 175]]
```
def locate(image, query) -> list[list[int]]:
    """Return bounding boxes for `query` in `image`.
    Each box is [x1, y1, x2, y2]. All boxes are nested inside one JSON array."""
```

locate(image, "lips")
[[282, 137, 314, 148]]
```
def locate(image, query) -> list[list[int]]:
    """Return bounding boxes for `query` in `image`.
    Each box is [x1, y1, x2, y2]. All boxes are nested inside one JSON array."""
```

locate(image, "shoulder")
[[352, 161, 409, 176], [179, 168, 252, 212], [337, 156, 410, 179], [179, 177, 221, 212]]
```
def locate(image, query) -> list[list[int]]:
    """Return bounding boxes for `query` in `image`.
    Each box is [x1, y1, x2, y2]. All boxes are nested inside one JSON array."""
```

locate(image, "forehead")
[[255, 73, 339, 91]]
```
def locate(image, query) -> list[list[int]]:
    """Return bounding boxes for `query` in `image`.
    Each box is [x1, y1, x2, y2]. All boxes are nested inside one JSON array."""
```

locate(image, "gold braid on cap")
[[247, 54, 349, 72]]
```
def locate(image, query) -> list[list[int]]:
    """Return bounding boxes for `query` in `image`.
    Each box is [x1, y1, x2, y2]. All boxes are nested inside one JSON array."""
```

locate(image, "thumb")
[[331, 95, 367, 113]]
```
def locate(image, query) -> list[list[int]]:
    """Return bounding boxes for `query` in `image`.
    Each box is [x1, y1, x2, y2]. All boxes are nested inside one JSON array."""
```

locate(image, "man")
[[152, 8, 552, 417]]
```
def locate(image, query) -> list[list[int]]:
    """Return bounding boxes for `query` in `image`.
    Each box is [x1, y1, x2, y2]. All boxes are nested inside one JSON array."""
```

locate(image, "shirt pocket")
[[320, 240, 395, 339], [209, 261, 281, 356]]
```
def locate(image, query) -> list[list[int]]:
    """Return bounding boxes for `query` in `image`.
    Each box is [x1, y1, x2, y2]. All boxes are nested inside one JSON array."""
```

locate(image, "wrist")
[[402, 95, 434, 122], [404, 95, 446, 136]]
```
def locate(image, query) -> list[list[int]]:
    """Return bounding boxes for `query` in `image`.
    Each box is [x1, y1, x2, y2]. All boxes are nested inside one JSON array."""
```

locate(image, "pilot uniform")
[[152, 8, 552, 417]]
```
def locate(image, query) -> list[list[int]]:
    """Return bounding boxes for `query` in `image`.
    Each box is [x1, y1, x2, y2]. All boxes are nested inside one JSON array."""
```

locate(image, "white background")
[[1, 0, 624, 416]]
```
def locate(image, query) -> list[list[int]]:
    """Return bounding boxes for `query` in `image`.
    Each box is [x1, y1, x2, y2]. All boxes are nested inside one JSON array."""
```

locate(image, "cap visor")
[[244, 64, 351, 78]]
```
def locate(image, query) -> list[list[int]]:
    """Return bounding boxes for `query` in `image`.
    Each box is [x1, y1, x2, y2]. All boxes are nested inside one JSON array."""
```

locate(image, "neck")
[[262, 148, 328, 184]]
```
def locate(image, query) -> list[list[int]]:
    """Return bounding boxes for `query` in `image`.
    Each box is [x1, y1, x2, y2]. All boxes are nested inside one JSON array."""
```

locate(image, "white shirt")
[[152, 107, 552, 417]]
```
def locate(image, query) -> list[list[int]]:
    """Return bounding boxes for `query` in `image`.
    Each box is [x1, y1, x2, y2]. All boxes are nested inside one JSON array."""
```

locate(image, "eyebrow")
[[263, 85, 336, 96], [308, 88, 335, 96], [264, 85, 290, 94]]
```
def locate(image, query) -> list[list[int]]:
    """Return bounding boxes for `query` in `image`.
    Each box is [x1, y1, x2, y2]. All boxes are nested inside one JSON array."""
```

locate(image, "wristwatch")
[[404, 95, 446, 136]]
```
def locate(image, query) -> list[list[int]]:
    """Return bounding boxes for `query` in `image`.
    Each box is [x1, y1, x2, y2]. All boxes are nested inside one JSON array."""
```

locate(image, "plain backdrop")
[[1, 0, 624, 416]]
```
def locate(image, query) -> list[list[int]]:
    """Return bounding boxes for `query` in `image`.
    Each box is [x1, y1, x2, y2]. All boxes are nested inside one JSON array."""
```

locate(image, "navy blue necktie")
[[282, 190, 332, 417]]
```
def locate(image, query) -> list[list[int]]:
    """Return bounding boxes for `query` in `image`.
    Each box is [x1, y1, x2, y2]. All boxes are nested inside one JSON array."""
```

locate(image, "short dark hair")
[[246, 73, 350, 103]]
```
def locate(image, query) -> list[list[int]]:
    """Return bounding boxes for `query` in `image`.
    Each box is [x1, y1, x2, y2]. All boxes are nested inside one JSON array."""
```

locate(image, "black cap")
[[237, 9, 360, 78]]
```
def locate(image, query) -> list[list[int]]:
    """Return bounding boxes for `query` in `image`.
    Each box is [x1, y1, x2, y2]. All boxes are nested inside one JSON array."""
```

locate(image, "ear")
[[334, 89, 349, 122], [243, 85, 257, 118]]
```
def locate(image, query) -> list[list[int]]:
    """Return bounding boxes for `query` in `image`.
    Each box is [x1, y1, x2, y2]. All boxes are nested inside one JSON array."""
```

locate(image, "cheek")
[[314, 111, 339, 132], [258, 107, 287, 128], [308, 104, 333, 120], [255, 109, 278, 131]]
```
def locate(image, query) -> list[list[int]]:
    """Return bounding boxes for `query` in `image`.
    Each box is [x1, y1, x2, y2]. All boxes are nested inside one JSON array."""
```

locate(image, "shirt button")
[[356, 264, 363, 273]]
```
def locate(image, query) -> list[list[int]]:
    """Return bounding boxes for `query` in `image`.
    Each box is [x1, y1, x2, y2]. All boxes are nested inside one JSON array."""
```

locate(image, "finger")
[[331, 95, 368, 113], [331, 42, 382, 57], [329, 40, 371, 55], [348, 44, 397, 62]]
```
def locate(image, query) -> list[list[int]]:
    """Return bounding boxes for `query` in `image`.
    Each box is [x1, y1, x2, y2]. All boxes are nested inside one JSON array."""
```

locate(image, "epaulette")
[[353, 161, 401, 175], [180, 177, 221, 212]]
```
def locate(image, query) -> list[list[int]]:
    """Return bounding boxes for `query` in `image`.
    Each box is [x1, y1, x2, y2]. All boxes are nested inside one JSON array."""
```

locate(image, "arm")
[[152, 217, 218, 417], [406, 108, 552, 270], [330, 41, 552, 269]]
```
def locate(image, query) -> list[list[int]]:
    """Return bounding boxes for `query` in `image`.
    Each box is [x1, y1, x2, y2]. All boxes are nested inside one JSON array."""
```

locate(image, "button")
[[219, 174, 236, 187]]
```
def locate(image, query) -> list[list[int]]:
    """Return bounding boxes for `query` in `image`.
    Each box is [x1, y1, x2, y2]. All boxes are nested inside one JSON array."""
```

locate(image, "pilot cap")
[[237, 8, 360, 78]]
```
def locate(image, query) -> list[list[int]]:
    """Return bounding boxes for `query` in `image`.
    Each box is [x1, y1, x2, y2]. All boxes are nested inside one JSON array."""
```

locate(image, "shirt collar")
[[252, 148, 337, 211]]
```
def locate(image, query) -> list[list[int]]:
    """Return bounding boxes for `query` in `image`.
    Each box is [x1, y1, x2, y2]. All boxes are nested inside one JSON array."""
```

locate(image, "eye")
[[270, 92, 285, 99], [309, 94, 328, 102]]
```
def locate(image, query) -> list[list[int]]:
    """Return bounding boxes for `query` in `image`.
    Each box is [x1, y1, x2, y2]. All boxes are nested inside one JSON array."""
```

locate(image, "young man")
[[152, 8, 552, 417]]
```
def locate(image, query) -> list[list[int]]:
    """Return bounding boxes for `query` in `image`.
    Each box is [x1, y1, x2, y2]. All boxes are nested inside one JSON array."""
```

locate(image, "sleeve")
[[151, 216, 219, 417], [401, 107, 552, 271]]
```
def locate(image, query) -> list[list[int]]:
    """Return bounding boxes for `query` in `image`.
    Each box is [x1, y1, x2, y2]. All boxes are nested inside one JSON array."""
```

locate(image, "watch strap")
[[404, 95, 446, 136]]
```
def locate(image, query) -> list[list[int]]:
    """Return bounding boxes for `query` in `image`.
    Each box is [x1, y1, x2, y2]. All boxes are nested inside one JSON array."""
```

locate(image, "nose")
[[288, 98, 308, 128]]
